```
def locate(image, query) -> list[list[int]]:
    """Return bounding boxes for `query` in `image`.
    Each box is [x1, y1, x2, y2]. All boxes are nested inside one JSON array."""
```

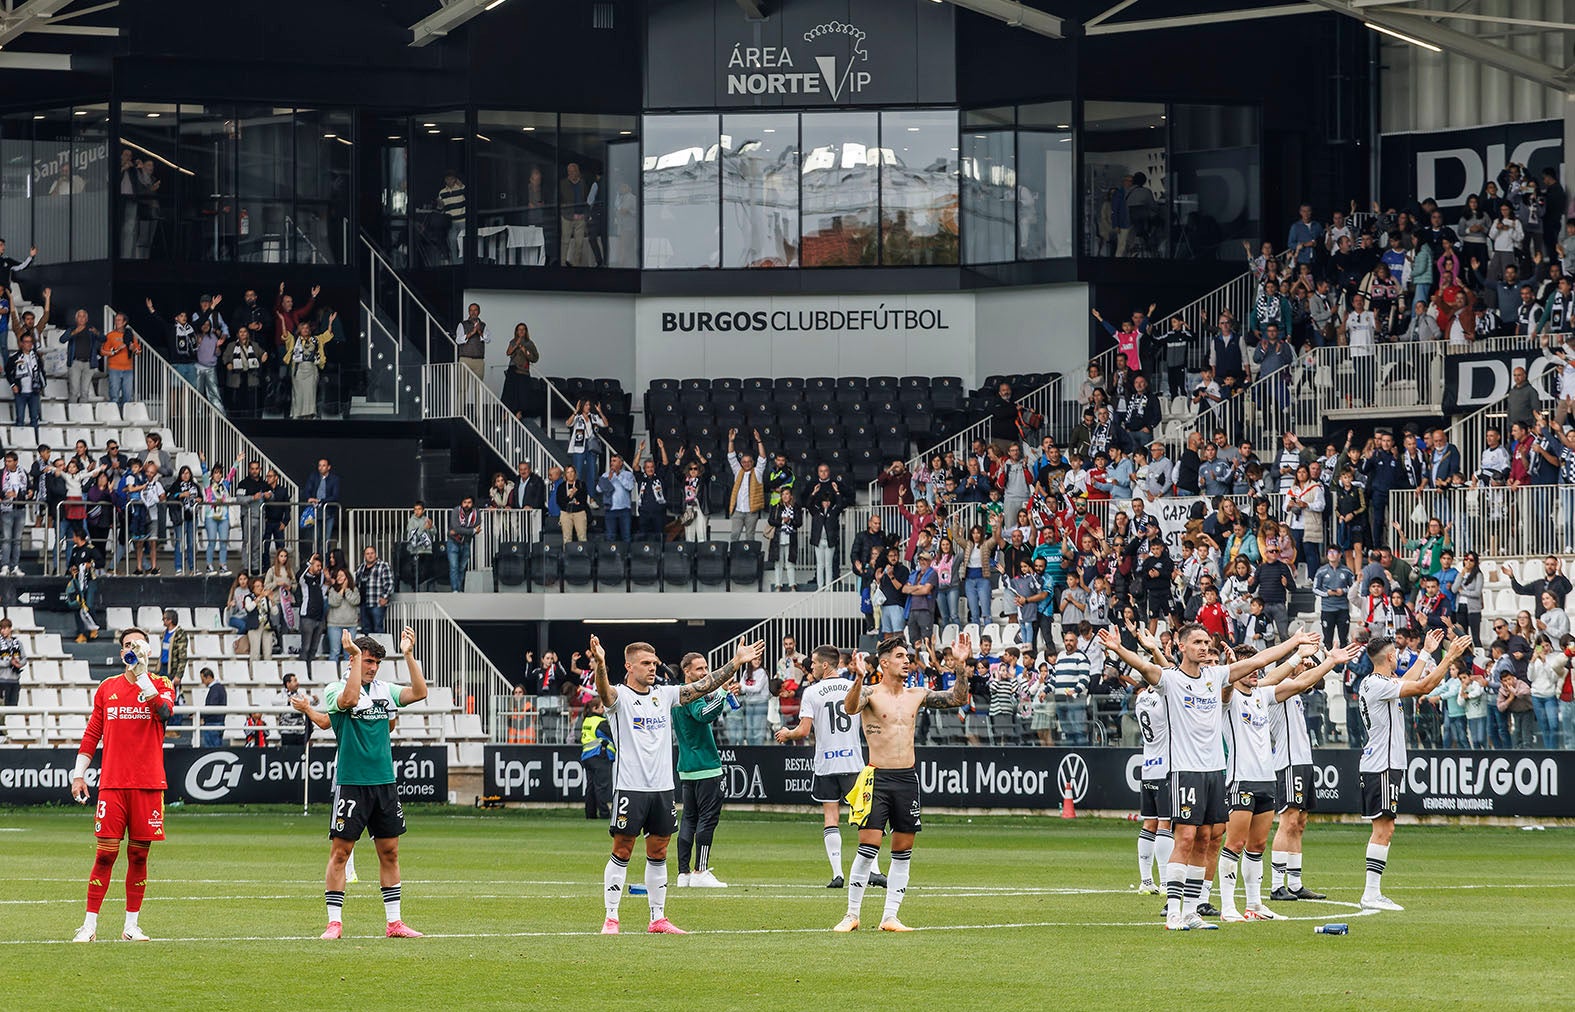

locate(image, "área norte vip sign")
[[725, 21, 871, 100]]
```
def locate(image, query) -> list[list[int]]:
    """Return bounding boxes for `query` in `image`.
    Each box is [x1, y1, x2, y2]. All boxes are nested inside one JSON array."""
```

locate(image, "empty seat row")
[[493, 540, 766, 593]]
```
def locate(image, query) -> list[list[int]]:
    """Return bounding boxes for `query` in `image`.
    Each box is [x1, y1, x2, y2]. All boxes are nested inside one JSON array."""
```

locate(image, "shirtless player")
[[834, 633, 971, 933]]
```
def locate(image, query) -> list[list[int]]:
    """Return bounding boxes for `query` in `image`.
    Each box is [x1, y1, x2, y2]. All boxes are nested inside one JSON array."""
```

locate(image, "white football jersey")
[[1271, 690, 1314, 768], [1358, 675, 1405, 774], [605, 683, 681, 792], [1155, 665, 1226, 773], [1134, 688, 1170, 781], [800, 676, 865, 776], [1226, 684, 1277, 783]]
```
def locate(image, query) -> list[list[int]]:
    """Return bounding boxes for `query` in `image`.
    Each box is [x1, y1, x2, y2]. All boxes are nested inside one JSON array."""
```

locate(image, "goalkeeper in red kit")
[[69, 627, 176, 942]]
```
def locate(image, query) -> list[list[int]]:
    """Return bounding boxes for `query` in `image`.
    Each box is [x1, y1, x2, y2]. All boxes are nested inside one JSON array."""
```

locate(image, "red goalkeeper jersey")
[[78, 673, 175, 790]]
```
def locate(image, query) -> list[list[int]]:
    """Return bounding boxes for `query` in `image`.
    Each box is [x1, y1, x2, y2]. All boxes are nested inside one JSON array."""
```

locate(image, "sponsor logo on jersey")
[[630, 714, 668, 732], [821, 747, 858, 760]]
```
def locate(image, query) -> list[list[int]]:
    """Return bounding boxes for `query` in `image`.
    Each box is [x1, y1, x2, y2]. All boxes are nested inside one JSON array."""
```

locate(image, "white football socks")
[[645, 858, 668, 922], [824, 826, 842, 878], [1243, 852, 1263, 907], [1218, 848, 1240, 913], [847, 844, 877, 919], [881, 850, 911, 923], [604, 855, 628, 919], [1137, 829, 1156, 885], [1363, 843, 1389, 899]]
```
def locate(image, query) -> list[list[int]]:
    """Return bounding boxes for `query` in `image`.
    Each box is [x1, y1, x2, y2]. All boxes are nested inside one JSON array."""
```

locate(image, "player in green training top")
[[673, 651, 740, 888], [319, 628, 428, 940]]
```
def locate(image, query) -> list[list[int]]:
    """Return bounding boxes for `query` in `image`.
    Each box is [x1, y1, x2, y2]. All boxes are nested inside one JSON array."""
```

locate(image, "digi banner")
[[0, 746, 447, 805], [1379, 120, 1563, 214], [1439, 347, 1564, 413], [484, 744, 1573, 818]]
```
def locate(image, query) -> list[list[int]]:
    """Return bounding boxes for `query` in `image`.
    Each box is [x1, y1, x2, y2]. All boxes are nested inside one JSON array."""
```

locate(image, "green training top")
[[327, 678, 404, 786], [673, 690, 727, 780]]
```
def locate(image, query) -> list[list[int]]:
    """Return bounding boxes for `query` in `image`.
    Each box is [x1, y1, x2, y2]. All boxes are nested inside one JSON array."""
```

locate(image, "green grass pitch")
[[3, 807, 1572, 1010]]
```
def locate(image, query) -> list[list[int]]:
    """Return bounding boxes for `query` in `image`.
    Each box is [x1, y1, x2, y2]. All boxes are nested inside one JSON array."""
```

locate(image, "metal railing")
[[1389, 485, 1575, 559], [704, 570, 864, 672], [361, 231, 452, 364], [423, 363, 565, 477], [116, 305, 299, 501], [1449, 396, 1508, 473], [343, 506, 542, 589], [386, 597, 511, 730]]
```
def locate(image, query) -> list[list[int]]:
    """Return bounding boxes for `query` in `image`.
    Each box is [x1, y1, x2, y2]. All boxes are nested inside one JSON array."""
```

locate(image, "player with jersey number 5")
[[1356, 629, 1472, 912], [592, 633, 764, 935], [1098, 623, 1316, 931], [1218, 640, 1361, 922], [775, 644, 886, 889], [69, 627, 176, 943], [834, 633, 971, 934], [319, 627, 428, 940]]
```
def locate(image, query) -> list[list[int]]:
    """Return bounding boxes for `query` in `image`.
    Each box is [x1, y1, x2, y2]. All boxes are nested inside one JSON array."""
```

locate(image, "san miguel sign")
[[725, 21, 871, 100]]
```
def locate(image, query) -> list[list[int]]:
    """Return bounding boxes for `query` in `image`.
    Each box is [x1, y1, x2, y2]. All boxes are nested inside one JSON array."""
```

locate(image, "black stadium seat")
[[835, 384, 866, 406], [742, 376, 772, 395], [877, 425, 907, 461], [806, 376, 836, 396], [595, 541, 628, 591], [931, 376, 963, 412], [527, 542, 561, 591], [816, 421, 845, 445], [712, 377, 742, 395], [728, 540, 763, 590], [629, 542, 662, 587], [493, 541, 528, 590], [869, 376, 898, 395], [808, 396, 837, 418], [681, 378, 711, 394], [774, 376, 804, 394], [695, 540, 730, 587], [562, 542, 594, 586], [663, 541, 695, 591], [649, 377, 681, 395]]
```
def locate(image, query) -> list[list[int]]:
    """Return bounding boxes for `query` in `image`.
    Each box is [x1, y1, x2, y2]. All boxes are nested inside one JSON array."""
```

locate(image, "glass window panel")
[[641, 114, 719, 269], [294, 108, 353, 265], [1018, 101, 1072, 130], [800, 111, 877, 267], [177, 104, 235, 262], [1171, 103, 1259, 262], [722, 113, 799, 269], [32, 108, 73, 263], [234, 104, 294, 264], [880, 110, 958, 266], [604, 136, 640, 269], [72, 104, 109, 261], [962, 129, 1013, 264], [475, 111, 556, 266], [560, 113, 637, 268], [1082, 100, 1166, 257], [963, 106, 1014, 129], [1017, 133, 1073, 260], [370, 115, 410, 267], [408, 110, 467, 266], [117, 102, 179, 260], [1, 114, 30, 263]]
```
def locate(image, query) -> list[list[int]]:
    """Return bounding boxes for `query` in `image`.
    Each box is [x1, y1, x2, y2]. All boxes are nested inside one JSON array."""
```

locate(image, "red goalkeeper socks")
[[87, 846, 118, 914], [125, 845, 149, 914]]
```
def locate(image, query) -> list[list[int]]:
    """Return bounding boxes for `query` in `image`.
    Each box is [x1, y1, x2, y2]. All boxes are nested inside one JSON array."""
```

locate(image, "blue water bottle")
[[724, 691, 741, 711], [1315, 923, 1348, 935]]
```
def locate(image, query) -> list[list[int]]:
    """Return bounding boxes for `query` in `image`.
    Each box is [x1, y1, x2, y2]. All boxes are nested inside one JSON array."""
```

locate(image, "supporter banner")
[[485, 745, 1572, 817], [0, 747, 447, 805], [1440, 347, 1564, 413], [1379, 120, 1562, 213]]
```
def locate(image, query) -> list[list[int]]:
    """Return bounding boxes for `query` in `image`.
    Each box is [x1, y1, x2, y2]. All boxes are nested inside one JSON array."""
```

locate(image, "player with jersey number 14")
[[69, 627, 176, 943], [319, 627, 428, 941]]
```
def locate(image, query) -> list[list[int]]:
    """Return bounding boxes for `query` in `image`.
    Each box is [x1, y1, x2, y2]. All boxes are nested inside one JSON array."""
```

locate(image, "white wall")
[[973, 284, 1090, 390], [466, 283, 1089, 401], [463, 290, 638, 390]]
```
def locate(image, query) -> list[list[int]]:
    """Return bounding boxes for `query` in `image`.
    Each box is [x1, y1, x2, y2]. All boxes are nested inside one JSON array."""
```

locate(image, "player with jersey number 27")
[[70, 627, 176, 943], [320, 627, 428, 941], [592, 634, 764, 936]]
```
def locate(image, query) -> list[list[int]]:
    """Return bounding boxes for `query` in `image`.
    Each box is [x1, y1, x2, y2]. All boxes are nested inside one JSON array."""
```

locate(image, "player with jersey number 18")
[[69, 627, 176, 943], [319, 627, 428, 941], [592, 634, 763, 936], [776, 644, 886, 889]]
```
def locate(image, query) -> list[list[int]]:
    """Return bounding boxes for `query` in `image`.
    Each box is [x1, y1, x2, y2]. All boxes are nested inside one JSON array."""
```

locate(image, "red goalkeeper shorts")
[[94, 789, 166, 842]]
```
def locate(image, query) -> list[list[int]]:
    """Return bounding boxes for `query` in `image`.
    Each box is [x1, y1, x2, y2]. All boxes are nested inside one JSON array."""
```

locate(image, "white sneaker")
[[71, 924, 95, 943], [1182, 912, 1217, 930], [121, 925, 151, 941], [1361, 894, 1404, 911], [1220, 907, 1246, 923], [676, 873, 691, 888], [1137, 880, 1162, 895], [1244, 903, 1278, 920], [690, 869, 728, 888]]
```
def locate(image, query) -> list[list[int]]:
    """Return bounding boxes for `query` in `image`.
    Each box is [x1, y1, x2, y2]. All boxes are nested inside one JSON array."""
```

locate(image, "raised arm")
[[291, 694, 333, 731], [923, 633, 973, 709], [1227, 629, 1316, 682], [843, 650, 871, 716], [1099, 626, 1161, 684], [589, 634, 616, 708], [678, 638, 765, 705], [395, 627, 428, 706], [1273, 643, 1361, 702], [1400, 633, 1472, 699], [335, 631, 363, 710]]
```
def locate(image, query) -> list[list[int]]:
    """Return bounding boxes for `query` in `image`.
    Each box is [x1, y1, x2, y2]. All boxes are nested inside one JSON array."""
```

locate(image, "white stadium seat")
[[106, 607, 135, 633]]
